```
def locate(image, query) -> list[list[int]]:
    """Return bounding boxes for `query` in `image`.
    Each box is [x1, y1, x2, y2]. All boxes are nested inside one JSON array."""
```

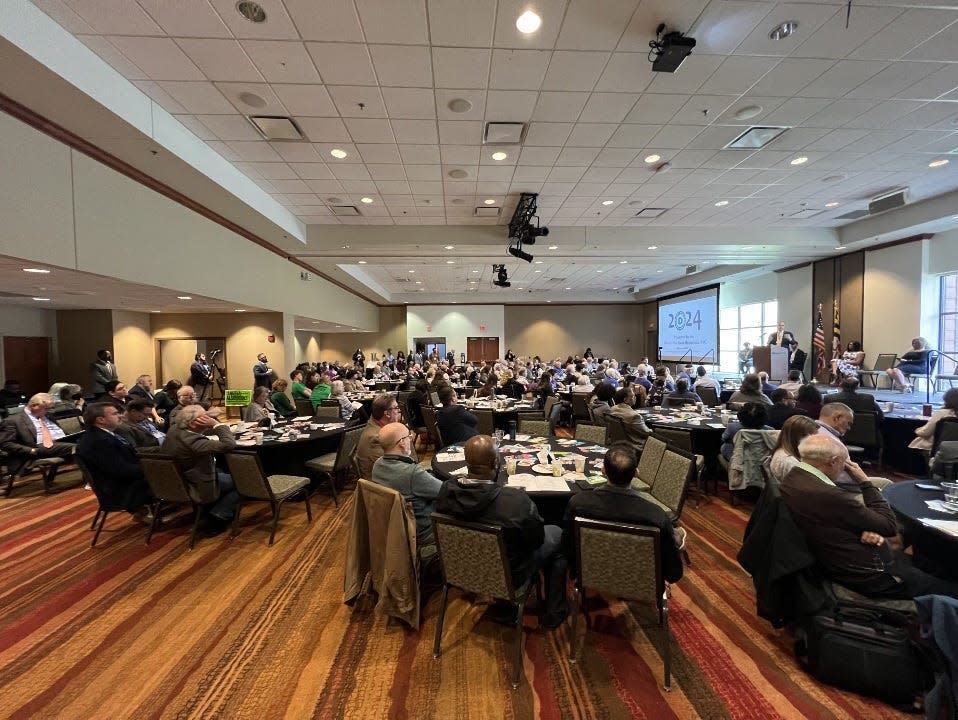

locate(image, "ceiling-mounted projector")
[[649, 24, 696, 73]]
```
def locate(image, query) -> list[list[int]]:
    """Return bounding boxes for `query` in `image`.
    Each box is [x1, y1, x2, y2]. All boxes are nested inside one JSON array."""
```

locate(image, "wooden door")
[[467, 337, 499, 362], [3, 337, 50, 396], [466, 337, 484, 362], [481, 337, 499, 361]]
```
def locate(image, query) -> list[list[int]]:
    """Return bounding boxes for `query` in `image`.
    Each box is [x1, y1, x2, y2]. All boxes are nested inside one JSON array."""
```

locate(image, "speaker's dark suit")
[[0, 412, 75, 476], [76, 427, 152, 510]]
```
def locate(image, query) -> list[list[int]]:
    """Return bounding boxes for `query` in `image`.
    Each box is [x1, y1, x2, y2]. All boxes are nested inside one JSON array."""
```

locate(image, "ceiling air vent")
[[248, 116, 305, 141], [632, 208, 668, 218], [331, 205, 360, 216], [868, 187, 909, 215], [484, 122, 525, 144], [726, 126, 789, 149], [685, 265, 698, 275], [475, 206, 501, 217], [835, 209, 870, 221]]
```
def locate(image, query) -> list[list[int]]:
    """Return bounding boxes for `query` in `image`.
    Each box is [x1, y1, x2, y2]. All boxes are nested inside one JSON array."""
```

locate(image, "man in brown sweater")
[[781, 434, 958, 600]]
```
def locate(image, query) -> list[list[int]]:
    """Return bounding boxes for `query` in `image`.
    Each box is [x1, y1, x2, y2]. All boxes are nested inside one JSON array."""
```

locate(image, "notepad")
[[506, 475, 571, 492], [436, 451, 465, 462]]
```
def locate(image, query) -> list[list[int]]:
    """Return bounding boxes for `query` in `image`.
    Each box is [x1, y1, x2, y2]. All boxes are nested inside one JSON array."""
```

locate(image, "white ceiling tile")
[[175, 39, 262, 82], [617, 0, 708, 51], [77, 36, 147, 80], [289, 162, 333, 179], [314, 142, 361, 162], [367, 164, 406, 180], [808, 128, 871, 152], [172, 114, 218, 141], [897, 66, 958, 102], [428, 0, 496, 46], [532, 92, 589, 122], [399, 144, 441, 164], [241, 41, 321, 84], [477, 165, 515, 182], [369, 45, 433, 87], [329, 164, 372, 180], [905, 21, 958, 62], [306, 43, 377, 86], [225, 141, 283, 161], [566, 123, 617, 147], [438, 120, 482, 144], [765, 127, 830, 151], [32, 0, 96, 33], [692, 1, 772, 54], [844, 99, 926, 129], [555, 147, 601, 166], [687, 126, 749, 150], [577, 92, 638, 123], [271, 178, 312, 193], [358, 144, 403, 163], [704, 55, 776, 95], [432, 48, 491, 89], [673, 95, 737, 125], [760, 97, 833, 126], [344, 118, 395, 143], [354, 0, 428, 44], [138, 0, 230, 37], [734, 3, 838, 57], [435, 89, 486, 120], [272, 85, 337, 116], [194, 114, 261, 141], [208, 0, 299, 39], [409, 180, 444, 193], [376, 180, 412, 195], [405, 164, 442, 180], [305, 179, 344, 193], [108, 36, 204, 81], [296, 118, 350, 143], [484, 91, 537, 123], [647, 53, 724, 94], [285, 0, 364, 41], [837, 129, 911, 154], [606, 124, 658, 148], [329, 85, 387, 117], [851, 9, 958, 60], [648, 124, 703, 149], [747, 58, 832, 98], [493, 0, 566, 50], [157, 81, 235, 114], [490, 49, 552, 90], [592, 148, 639, 166], [215, 81, 288, 114], [799, 60, 887, 99], [668, 149, 715, 168], [542, 181, 578, 195], [595, 53, 654, 92], [523, 122, 573, 146], [624, 93, 688, 124], [382, 87, 436, 119], [542, 51, 611, 91], [61, 0, 163, 34], [556, 0, 638, 50], [847, 62, 941, 100], [390, 119, 438, 144], [580, 166, 620, 182], [206, 140, 241, 161], [803, 99, 880, 128], [791, 5, 903, 60], [518, 146, 561, 165], [440, 145, 480, 165]]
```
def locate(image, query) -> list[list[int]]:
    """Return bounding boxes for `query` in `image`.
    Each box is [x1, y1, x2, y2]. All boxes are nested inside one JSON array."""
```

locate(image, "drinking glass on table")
[[574, 455, 586, 473], [505, 456, 517, 475]]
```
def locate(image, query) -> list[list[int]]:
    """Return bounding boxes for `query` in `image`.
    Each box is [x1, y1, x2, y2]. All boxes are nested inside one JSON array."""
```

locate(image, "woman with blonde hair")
[[886, 337, 931, 392], [769, 415, 820, 481]]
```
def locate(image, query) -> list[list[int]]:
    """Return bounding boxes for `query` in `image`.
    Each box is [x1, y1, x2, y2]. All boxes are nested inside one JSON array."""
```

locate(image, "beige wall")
[[112, 310, 154, 385], [505, 304, 644, 361], [55, 310, 113, 389], [294, 331, 322, 364], [863, 241, 925, 359], [320, 307, 407, 365]]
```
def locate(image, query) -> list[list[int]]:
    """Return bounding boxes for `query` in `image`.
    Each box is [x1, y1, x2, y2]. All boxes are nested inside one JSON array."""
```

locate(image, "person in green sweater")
[[270, 379, 297, 419], [290, 370, 311, 401], [310, 375, 332, 410]]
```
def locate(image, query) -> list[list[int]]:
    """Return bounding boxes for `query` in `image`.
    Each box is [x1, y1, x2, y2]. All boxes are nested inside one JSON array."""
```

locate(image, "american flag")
[[813, 307, 827, 373], [831, 301, 841, 362]]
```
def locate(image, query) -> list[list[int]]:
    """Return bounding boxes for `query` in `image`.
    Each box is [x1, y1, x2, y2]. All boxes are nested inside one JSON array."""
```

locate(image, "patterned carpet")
[[0, 469, 910, 720]]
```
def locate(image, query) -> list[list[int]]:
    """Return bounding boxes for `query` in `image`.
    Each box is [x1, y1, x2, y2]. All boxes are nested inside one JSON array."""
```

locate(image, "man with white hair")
[[0, 393, 77, 491], [782, 434, 958, 600]]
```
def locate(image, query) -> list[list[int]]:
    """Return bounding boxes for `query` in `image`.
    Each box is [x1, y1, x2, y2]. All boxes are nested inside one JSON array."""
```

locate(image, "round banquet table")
[[882, 480, 958, 582], [232, 418, 345, 476], [431, 435, 609, 524], [460, 398, 544, 431]]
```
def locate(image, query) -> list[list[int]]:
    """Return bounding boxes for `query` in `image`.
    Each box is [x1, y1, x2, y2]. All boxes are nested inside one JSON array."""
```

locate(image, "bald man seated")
[[782, 434, 958, 600], [436, 434, 568, 628], [371, 422, 443, 552]]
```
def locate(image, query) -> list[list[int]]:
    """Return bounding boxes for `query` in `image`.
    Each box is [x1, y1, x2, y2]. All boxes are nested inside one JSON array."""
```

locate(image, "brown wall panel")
[[838, 251, 864, 347]]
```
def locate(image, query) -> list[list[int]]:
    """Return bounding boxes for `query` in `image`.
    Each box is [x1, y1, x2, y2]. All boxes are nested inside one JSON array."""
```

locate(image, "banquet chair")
[[78, 456, 133, 548], [905, 354, 938, 393], [842, 411, 883, 469], [517, 418, 551, 437], [294, 399, 314, 416], [304, 425, 364, 506], [660, 395, 690, 409], [56, 415, 84, 436], [569, 517, 671, 690], [605, 416, 628, 446], [574, 423, 607, 446], [431, 512, 540, 690], [570, 393, 592, 426], [932, 417, 958, 458], [138, 454, 204, 550], [696, 386, 719, 407], [634, 435, 667, 492], [474, 408, 496, 436], [421, 405, 444, 450], [225, 451, 312, 545], [857, 353, 897, 389], [312, 405, 342, 421], [642, 447, 695, 524]]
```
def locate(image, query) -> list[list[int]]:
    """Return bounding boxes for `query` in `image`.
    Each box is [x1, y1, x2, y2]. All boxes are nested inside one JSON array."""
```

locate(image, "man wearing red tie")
[[767, 320, 797, 352], [0, 393, 76, 493]]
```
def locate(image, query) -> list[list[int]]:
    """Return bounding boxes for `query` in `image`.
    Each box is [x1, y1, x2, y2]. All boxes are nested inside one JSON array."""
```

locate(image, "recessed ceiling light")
[[472, 269, 479, 273], [446, 260, 455, 264], [312, 321, 319, 324], [644, 154, 661, 164], [714, 200, 729, 207], [534, 260, 543, 264], [790, 156, 809, 165], [601, 200, 614, 206], [177, 296, 192, 300], [444, 245, 455, 250], [565, 287, 571, 290], [825, 201, 840, 208], [516, 10, 542, 33], [360, 197, 373, 203], [596, 270, 603, 273], [546, 300, 551, 303], [341, 244, 350, 249], [929, 158, 950, 168], [469, 279, 477, 283], [358, 260, 367, 264], [234, 309, 246, 312], [656, 270, 663, 273], [742, 246, 753, 250], [517, 287, 524, 290], [415, 280, 422, 284], [491, 151, 508, 161], [447, 98, 473, 114], [835, 246, 847, 250], [548, 245, 558, 250], [769, 20, 798, 40], [238, 92, 267, 108], [647, 245, 658, 250], [330, 148, 347, 159], [236, 0, 267, 23], [448, 168, 469, 179], [484, 198, 496, 205], [534, 269, 542, 273], [408, 269, 416, 273], [619, 260, 627, 264], [22, 268, 50, 273], [612, 287, 619, 290], [32, 297, 50, 301], [733, 104, 764, 120], [451, 301, 457, 304]]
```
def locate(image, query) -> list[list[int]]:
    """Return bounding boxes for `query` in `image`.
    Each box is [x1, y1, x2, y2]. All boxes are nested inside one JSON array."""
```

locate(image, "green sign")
[[224, 389, 252, 407]]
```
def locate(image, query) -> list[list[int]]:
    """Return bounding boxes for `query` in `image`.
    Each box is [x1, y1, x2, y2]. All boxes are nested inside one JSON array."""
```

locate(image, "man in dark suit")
[[767, 389, 808, 429], [782, 434, 958, 599], [189, 354, 214, 402], [253, 353, 275, 390], [767, 321, 797, 352], [90, 349, 118, 398], [76, 402, 153, 521], [0, 393, 76, 492], [824, 377, 884, 421], [435, 385, 478, 445], [116, 399, 165, 449], [128, 374, 156, 402]]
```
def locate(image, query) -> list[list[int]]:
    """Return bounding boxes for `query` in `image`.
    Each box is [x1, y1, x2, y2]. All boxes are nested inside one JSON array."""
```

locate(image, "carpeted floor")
[[0, 468, 910, 720]]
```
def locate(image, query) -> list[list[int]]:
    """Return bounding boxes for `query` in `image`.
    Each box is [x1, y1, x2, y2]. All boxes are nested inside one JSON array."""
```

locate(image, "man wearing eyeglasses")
[[356, 394, 415, 479]]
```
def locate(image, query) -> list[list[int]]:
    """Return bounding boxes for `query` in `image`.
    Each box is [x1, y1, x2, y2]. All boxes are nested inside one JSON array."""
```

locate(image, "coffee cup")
[[551, 460, 563, 477], [574, 455, 586, 473], [505, 456, 517, 475], [254, 433, 264, 445]]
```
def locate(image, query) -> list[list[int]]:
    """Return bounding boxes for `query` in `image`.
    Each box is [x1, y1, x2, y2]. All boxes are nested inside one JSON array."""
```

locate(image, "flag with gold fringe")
[[831, 301, 841, 362], [813, 305, 827, 374]]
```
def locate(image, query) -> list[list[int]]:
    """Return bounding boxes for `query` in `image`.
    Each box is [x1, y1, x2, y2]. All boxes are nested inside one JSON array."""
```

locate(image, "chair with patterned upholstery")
[[570, 393, 592, 426], [473, 408, 495, 436], [312, 405, 342, 421], [574, 422, 607, 446], [77, 456, 133, 548], [634, 435, 666, 492], [224, 451, 312, 545], [56, 415, 84, 436], [696, 385, 719, 407], [643, 447, 695, 523], [569, 517, 672, 690], [305, 425, 363, 506], [421, 404, 444, 450], [606, 416, 628, 446], [518, 418, 551, 437], [138, 453, 204, 550], [294, 399, 313, 416], [431, 512, 540, 689]]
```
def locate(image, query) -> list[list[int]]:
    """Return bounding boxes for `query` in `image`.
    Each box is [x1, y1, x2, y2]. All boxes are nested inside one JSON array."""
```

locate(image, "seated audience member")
[[49, 384, 84, 420], [693, 366, 719, 391], [677, 364, 695, 384], [608, 387, 651, 448], [654, 366, 675, 392], [76, 402, 153, 523], [830, 340, 865, 383], [769, 415, 819, 481], [356, 394, 404, 479], [572, 374, 594, 393], [664, 378, 702, 405], [269, 379, 297, 419], [103, 380, 129, 411], [758, 371, 777, 395], [767, 388, 808, 429], [562, 443, 684, 583], [499, 370, 524, 399], [794, 383, 823, 419], [290, 370, 311, 400], [782, 434, 958, 600], [729, 374, 772, 407], [632, 364, 652, 390], [310, 376, 332, 410], [628, 380, 648, 408], [814, 402, 890, 490], [116, 399, 165, 449], [777, 370, 804, 395], [163, 404, 239, 535], [128, 374, 156, 402], [603, 366, 622, 386], [824, 377, 884, 421], [721, 403, 772, 461], [153, 379, 182, 430], [329, 380, 359, 421], [0, 380, 27, 408], [738, 342, 753, 373], [407, 379, 431, 428], [243, 386, 275, 425], [0, 393, 76, 484], [436, 385, 478, 445], [910, 387, 958, 452], [647, 378, 667, 407], [886, 337, 931, 393], [437, 434, 568, 627], [589, 382, 616, 426], [371, 422, 443, 554]]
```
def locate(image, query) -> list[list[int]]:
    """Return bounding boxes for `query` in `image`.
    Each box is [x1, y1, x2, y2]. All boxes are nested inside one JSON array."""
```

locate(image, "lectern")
[[752, 346, 789, 382]]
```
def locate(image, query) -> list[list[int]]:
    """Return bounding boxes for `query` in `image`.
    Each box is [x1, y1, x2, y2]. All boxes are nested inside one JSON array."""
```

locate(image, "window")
[[719, 300, 779, 373], [940, 274, 958, 376]]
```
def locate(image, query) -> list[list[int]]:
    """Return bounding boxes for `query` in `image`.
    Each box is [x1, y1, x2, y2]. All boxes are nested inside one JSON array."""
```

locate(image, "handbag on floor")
[[794, 602, 933, 707]]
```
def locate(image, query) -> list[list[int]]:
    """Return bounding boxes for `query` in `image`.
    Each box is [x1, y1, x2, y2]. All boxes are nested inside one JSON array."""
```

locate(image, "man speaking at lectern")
[[767, 321, 797, 352]]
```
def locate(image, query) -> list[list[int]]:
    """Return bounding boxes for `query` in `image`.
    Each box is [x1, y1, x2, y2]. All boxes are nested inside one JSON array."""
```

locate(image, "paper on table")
[[449, 466, 469, 477], [514, 434, 531, 441], [925, 500, 958, 514], [436, 451, 465, 462], [505, 475, 571, 492], [918, 518, 958, 536], [706, 422, 725, 429], [295, 416, 313, 422]]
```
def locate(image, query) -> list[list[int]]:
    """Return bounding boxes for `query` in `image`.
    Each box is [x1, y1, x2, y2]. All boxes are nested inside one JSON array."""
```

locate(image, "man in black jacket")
[[435, 385, 478, 445], [824, 377, 884, 421], [436, 434, 567, 627]]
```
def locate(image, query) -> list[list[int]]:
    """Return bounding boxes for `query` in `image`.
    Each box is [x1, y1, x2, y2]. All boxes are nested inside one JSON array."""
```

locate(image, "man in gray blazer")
[[90, 349, 118, 398], [0, 393, 76, 492], [162, 404, 238, 533]]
